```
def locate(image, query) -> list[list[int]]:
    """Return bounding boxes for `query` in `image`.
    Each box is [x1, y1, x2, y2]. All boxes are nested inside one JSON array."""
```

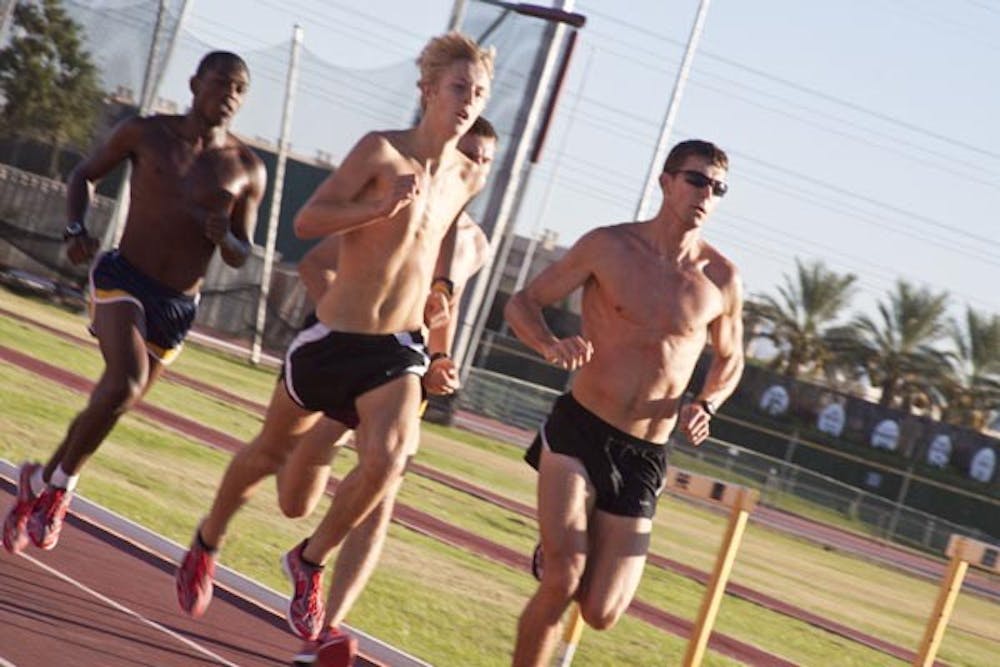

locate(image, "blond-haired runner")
[[283, 118, 495, 665], [175, 33, 494, 667], [506, 140, 745, 667], [280, 116, 496, 519]]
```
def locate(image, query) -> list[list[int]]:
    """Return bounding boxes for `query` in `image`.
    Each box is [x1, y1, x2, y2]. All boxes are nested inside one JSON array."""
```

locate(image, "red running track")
[[0, 482, 303, 666]]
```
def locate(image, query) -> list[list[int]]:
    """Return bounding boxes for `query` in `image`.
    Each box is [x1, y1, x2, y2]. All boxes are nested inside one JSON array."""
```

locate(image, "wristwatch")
[[63, 221, 86, 240], [699, 399, 717, 417]]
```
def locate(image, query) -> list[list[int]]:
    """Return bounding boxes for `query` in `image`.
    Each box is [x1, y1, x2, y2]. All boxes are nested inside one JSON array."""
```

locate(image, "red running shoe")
[[292, 626, 358, 666], [3, 462, 42, 554], [176, 530, 217, 618], [27, 485, 72, 551], [282, 539, 326, 640]]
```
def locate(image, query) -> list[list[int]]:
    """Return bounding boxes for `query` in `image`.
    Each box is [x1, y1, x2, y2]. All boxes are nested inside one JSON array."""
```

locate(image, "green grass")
[[2, 286, 999, 666]]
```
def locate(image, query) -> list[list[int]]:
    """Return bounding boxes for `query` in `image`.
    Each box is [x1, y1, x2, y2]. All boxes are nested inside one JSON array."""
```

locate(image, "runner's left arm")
[[680, 272, 745, 445], [214, 151, 266, 267]]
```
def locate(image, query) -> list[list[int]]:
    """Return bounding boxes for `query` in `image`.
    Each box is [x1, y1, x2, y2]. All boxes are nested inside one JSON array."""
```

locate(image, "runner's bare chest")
[[132, 128, 249, 215], [600, 254, 724, 337]]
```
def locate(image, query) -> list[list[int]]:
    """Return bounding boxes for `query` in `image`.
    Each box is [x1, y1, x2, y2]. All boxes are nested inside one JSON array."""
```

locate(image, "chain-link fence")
[[670, 437, 995, 552], [456, 366, 560, 431], [451, 364, 998, 553]]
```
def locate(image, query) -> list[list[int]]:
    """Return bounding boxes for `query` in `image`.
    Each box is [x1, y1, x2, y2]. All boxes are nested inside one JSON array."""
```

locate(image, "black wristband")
[[63, 221, 86, 240], [699, 399, 717, 417], [430, 352, 449, 362]]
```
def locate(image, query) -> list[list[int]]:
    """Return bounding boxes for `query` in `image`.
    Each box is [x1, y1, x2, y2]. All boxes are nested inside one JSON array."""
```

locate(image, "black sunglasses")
[[674, 170, 728, 197]]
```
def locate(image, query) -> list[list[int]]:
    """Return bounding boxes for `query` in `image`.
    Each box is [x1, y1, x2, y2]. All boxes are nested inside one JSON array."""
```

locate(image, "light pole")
[[251, 24, 303, 364], [634, 0, 711, 220]]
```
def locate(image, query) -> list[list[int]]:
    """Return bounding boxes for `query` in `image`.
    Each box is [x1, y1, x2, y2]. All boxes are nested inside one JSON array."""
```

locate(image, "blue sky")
[[155, 0, 1000, 325]]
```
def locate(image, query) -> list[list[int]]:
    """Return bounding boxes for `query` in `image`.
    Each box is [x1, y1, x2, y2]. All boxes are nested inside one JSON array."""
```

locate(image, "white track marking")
[[18, 552, 239, 667]]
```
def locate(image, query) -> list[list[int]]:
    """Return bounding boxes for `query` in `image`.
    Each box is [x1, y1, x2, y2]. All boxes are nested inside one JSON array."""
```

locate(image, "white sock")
[[49, 465, 79, 492], [29, 467, 46, 496]]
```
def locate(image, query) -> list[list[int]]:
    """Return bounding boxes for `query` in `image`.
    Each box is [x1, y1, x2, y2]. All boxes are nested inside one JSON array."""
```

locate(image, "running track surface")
[[0, 469, 414, 667], [0, 344, 796, 666], [0, 480, 306, 666]]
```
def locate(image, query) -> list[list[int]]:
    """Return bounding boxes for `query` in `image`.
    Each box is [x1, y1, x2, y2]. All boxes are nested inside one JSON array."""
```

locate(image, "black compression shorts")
[[525, 392, 669, 518], [282, 319, 428, 428]]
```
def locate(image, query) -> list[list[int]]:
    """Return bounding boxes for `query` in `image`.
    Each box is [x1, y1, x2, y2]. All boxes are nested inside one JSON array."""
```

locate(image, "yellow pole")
[[912, 538, 969, 666], [682, 488, 757, 667], [555, 603, 585, 666]]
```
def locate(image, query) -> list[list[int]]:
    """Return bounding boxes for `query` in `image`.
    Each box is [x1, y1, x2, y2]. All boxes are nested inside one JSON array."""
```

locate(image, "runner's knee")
[[579, 592, 627, 630], [357, 448, 408, 487], [278, 488, 312, 519], [238, 435, 290, 476], [356, 429, 413, 485], [538, 552, 586, 601], [92, 375, 146, 414]]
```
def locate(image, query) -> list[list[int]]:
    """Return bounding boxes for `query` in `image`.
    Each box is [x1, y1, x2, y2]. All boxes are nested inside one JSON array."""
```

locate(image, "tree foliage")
[[826, 280, 951, 409], [746, 259, 857, 380], [0, 0, 102, 176], [939, 308, 1000, 429]]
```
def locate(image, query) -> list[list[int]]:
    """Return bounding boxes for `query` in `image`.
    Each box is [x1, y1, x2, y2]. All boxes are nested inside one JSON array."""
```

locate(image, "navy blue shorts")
[[88, 250, 198, 364], [282, 318, 428, 428], [525, 393, 669, 518]]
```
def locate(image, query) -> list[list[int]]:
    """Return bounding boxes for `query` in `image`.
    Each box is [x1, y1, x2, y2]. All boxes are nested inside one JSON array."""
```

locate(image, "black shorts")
[[88, 250, 198, 365], [525, 393, 669, 519], [282, 319, 428, 429]]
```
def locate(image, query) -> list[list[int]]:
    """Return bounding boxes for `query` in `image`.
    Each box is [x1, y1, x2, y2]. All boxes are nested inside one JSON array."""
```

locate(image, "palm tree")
[[831, 280, 950, 409], [939, 308, 1000, 430], [746, 259, 857, 380]]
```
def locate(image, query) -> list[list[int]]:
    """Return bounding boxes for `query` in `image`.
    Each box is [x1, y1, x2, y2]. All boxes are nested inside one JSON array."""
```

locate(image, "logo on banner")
[[926, 434, 952, 468], [817, 403, 845, 436], [870, 419, 900, 451], [969, 448, 996, 483], [759, 385, 789, 416]]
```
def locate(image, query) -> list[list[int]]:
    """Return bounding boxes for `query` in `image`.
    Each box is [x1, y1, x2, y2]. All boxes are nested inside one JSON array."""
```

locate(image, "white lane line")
[[18, 553, 239, 667], [0, 657, 16, 666]]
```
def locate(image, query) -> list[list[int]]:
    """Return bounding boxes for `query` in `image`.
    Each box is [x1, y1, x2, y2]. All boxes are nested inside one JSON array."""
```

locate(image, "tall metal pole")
[[447, 0, 469, 30], [251, 24, 303, 364], [509, 43, 592, 299], [454, 0, 576, 382], [633, 0, 711, 220], [102, 0, 174, 250], [138, 0, 168, 113], [154, 0, 193, 99]]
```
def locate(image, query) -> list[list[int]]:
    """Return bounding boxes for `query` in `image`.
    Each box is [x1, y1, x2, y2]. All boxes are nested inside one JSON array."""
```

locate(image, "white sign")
[[969, 448, 996, 483], [759, 385, 789, 416], [817, 403, 845, 436], [926, 435, 952, 468], [870, 419, 900, 451]]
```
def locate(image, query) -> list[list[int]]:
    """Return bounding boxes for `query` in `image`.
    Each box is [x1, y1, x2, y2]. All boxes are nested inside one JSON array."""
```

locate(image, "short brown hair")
[[417, 32, 495, 110], [467, 116, 497, 141], [663, 139, 728, 173]]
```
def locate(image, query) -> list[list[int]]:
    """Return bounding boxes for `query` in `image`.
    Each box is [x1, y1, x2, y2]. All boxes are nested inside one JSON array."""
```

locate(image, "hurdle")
[[556, 466, 759, 666], [913, 535, 1000, 667]]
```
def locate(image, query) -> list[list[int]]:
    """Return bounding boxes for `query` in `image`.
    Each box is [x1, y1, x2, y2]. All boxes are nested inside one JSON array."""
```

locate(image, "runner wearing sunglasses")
[[505, 139, 744, 666]]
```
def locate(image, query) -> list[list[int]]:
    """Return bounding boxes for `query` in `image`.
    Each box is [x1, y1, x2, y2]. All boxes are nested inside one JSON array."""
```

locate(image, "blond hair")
[[417, 32, 495, 110]]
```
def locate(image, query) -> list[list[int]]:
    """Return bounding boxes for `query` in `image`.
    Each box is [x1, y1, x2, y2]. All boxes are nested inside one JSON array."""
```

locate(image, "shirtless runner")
[[174, 33, 495, 667], [279, 118, 495, 665], [504, 139, 745, 666], [2, 51, 265, 556]]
